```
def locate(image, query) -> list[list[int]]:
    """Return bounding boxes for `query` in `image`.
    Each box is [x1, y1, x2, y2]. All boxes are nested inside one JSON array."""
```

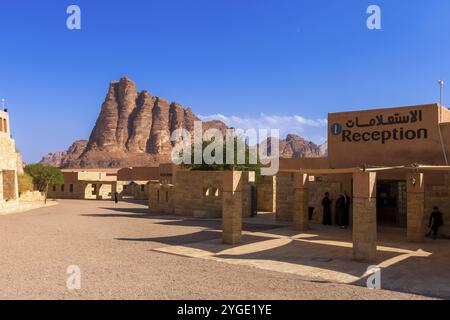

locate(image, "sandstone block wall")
[[0, 116, 19, 202], [222, 171, 245, 244], [256, 175, 276, 212], [276, 172, 342, 223], [48, 182, 115, 200], [19, 190, 45, 202], [307, 180, 342, 224], [148, 182, 174, 214], [275, 172, 294, 221], [173, 171, 224, 218], [352, 172, 377, 261], [352, 197, 377, 261], [147, 170, 254, 218], [424, 175, 450, 237]]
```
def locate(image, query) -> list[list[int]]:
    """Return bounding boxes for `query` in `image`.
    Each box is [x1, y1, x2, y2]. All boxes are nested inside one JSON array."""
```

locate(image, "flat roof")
[[328, 103, 441, 117]]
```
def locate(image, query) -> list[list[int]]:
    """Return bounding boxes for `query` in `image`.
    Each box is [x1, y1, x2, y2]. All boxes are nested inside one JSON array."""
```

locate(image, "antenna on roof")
[[438, 80, 444, 107]]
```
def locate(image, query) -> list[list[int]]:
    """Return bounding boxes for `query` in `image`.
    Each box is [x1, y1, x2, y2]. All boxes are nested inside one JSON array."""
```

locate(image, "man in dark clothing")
[[322, 192, 332, 225], [335, 194, 345, 227], [427, 206, 444, 239], [341, 191, 351, 229], [114, 192, 119, 204]]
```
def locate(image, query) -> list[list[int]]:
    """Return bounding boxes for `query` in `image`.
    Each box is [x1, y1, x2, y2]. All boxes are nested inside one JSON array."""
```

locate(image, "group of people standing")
[[321, 192, 351, 228], [320, 192, 445, 238]]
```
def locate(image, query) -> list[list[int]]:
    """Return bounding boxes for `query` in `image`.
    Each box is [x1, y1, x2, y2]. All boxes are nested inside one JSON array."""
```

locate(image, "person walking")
[[322, 192, 333, 225], [114, 191, 119, 204]]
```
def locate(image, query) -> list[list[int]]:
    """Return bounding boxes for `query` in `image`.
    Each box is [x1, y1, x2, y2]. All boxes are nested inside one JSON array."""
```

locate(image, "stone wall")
[[19, 190, 45, 202], [148, 182, 174, 214], [148, 170, 254, 218], [0, 113, 19, 202], [424, 175, 450, 236], [275, 172, 294, 221], [48, 182, 115, 200], [173, 171, 225, 218], [131, 182, 149, 200], [307, 179, 342, 224], [256, 175, 276, 212], [48, 182, 87, 199], [276, 173, 342, 223]]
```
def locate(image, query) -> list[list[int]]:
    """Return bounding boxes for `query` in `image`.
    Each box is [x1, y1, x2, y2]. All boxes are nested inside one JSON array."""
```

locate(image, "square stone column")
[[293, 173, 309, 231], [13, 170, 19, 200], [222, 171, 244, 245], [352, 172, 377, 262], [406, 173, 425, 242], [0, 170, 4, 202]]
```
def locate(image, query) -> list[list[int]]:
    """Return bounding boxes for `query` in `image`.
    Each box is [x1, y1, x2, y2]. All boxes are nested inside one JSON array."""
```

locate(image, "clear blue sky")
[[1, 0, 449, 163]]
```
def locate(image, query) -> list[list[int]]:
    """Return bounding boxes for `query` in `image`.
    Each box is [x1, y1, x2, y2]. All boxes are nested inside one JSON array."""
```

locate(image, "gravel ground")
[[0, 200, 431, 300]]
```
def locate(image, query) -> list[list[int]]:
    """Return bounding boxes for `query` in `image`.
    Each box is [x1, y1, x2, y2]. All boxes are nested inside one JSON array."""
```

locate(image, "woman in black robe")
[[335, 194, 345, 226], [341, 192, 351, 228], [322, 192, 332, 225]]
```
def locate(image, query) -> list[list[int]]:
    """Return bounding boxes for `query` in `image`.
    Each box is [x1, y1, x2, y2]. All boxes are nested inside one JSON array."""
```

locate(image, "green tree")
[[18, 173, 34, 194], [24, 164, 64, 203], [181, 137, 262, 175]]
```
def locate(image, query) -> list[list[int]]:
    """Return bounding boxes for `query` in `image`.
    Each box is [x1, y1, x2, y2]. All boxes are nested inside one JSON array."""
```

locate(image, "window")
[[166, 191, 169, 202], [157, 190, 160, 203], [140, 185, 145, 192], [0, 117, 3, 132], [69, 184, 74, 192], [123, 185, 127, 190], [2, 119, 6, 132], [61, 184, 65, 192], [52, 185, 56, 192], [92, 184, 97, 196]]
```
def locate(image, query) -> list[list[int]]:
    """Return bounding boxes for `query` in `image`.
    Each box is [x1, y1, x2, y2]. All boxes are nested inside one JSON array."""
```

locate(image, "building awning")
[[279, 164, 450, 175]]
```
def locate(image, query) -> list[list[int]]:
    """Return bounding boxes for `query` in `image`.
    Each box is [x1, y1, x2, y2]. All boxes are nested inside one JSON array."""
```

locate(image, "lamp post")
[[438, 80, 444, 107]]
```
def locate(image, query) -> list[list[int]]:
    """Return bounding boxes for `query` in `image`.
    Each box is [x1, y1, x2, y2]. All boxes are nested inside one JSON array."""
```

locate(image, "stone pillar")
[[293, 173, 309, 231], [222, 171, 244, 245], [13, 170, 19, 200], [352, 172, 377, 262], [0, 170, 4, 202], [406, 173, 426, 242]]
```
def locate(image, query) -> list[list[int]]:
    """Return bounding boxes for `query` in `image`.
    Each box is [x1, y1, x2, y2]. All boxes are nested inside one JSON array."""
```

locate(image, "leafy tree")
[[18, 173, 34, 194], [181, 137, 262, 175], [24, 164, 64, 203]]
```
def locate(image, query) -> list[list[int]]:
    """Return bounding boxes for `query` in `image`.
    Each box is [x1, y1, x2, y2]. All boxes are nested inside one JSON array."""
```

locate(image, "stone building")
[[49, 164, 178, 201], [48, 169, 119, 200], [0, 109, 19, 206], [117, 164, 177, 200], [273, 103, 450, 261]]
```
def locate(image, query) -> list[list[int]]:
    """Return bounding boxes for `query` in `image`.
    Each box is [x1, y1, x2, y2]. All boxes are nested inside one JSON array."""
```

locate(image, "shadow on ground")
[[85, 205, 450, 299]]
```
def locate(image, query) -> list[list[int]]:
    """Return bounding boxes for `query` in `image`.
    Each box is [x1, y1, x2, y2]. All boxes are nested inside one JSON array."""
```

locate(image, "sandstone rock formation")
[[266, 134, 324, 158], [40, 140, 88, 167], [47, 77, 227, 168]]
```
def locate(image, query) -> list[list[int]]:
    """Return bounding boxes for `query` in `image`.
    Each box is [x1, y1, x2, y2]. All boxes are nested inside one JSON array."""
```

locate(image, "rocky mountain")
[[319, 141, 328, 157], [42, 77, 227, 168], [40, 77, 326, 168], [40, 140, 88, 167], [266, 134, 324, 158]]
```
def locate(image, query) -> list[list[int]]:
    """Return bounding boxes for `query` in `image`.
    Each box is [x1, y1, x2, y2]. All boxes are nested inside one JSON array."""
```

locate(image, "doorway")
[[376, 180, 407, 227]]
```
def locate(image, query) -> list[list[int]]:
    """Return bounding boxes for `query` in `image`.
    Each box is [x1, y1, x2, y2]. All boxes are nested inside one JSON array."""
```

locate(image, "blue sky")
[[1, 0, 449, 162]]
